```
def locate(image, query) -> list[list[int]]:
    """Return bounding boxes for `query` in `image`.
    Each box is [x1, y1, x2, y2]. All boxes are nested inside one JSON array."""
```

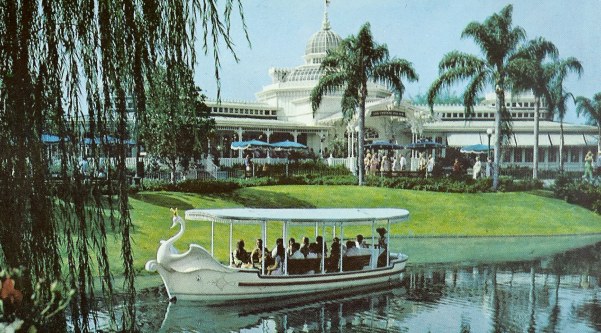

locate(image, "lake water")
[[133, 235, 601, 332]]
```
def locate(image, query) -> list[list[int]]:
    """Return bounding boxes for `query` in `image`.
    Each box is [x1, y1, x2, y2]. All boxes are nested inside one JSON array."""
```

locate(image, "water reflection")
[[154, 239, 601, 332]]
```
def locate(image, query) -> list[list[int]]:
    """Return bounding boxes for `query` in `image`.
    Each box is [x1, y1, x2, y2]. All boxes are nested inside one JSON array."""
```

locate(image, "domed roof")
[[305, 28, 342, 56], [304, 11, 342, 56], [286, 66, 324, 82]]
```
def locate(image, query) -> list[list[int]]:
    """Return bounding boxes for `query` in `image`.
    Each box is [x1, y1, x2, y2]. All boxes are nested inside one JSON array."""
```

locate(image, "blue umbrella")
[[270, 140, 307, 150], [365, 141, 404, 150], [230, 139, 272, 150], [41, 134, 61, 143], [406, 140, 446, 150], [460, 144, 490, 154]]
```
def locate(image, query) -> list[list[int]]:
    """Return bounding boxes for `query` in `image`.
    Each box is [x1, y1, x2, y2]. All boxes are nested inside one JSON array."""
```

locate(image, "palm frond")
[[463, 71, 488, 116], [371, 59, 418, 100], [311, 71, 349, 112], [438, 51, 486, 73], [575, 96, 601, 126]]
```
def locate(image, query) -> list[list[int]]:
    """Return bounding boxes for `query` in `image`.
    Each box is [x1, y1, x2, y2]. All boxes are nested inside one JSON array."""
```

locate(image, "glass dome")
[[286, 66, 324, 82], [305, 28, 342, 56]]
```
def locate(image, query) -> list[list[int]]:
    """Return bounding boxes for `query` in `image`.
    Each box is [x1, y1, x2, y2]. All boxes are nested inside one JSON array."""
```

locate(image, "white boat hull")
[[152, 254, 408, 302]]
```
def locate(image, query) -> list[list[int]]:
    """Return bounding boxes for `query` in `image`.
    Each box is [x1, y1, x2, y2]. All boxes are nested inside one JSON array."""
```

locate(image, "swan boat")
[[145, 208, 409, 302]]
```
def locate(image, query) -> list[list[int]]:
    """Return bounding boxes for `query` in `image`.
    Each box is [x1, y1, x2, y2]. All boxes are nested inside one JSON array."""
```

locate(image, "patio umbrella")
[[41, 134, 61, 143], [406, 140, 446, 150], [460, 144, 490, 154], [270, 140, 307, 176], [270, 140, 307, 150], [365, 141, 404, 150], [230, 139, 272, 150]]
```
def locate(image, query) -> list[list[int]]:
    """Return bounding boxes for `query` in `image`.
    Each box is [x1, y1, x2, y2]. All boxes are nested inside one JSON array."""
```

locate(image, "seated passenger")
[[306, 243, 319, 259], [271, 238, 285, 259], [326, 237, 342, 272], [250, 239, 269, 266], [232, 239, 252, 268], [300, 237, 310, 257], [289, 242, 304, 259], [355, 234, 369, 248], [267, 244, 285, 275], [376, 227, 388, 267], [344, 240, 362, 256], [287, 237, 296, 256], [310, 236, 327, 257]]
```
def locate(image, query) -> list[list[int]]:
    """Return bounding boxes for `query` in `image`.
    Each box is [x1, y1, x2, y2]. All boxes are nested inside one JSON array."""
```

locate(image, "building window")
[[514, 148, 523, 162], [538, 148, 545, 163], [570, 148, 580, 162], [548, 148, 557, 162], [524, 148, 533, 162], [503, 150, 511, 162]]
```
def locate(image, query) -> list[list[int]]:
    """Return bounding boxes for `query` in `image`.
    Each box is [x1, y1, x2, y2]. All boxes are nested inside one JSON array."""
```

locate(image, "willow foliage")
[[0, 0, 246, 331]]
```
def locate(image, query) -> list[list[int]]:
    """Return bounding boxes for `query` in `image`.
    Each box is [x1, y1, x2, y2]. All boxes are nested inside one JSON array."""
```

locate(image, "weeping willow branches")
[[0, 0, 246, 330]]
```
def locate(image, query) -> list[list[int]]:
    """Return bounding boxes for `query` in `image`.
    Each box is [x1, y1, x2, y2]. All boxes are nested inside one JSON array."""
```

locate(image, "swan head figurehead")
[[170, 208, 184, 229], [158, 208, 186, 265]]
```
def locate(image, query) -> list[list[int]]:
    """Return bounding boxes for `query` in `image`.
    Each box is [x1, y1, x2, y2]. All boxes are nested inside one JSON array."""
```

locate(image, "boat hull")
[[155, 254, 408, 302]]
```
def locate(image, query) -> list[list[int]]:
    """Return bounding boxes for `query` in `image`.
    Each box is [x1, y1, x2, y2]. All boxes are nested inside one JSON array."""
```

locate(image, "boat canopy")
[[185, 208, 409, 225]]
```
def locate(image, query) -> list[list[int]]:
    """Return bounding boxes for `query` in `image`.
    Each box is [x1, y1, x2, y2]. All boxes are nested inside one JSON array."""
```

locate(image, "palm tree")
[[310, 23, 418, 185], [547, 58, 582, 172], [427, 5, 531, 190], [575, 93, 601, 154], [508, 37, 558, 179]]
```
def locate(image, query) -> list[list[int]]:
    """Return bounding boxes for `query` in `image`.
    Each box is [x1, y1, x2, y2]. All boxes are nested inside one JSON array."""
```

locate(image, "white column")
[[237, 127, 243, 158]]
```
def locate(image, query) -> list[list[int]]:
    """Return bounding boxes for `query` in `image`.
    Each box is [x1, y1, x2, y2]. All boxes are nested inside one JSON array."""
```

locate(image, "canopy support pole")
[[386, 219, 391, 267], [321, 222, 326, 274], [371, 220, 376, 269], [211, 221, 215, 256], [262, 221, 267, 276], [340, 223, 344, 273], [339, 223, 344, 273], [284, 220, 289, 275], [229, 222, 233, 266]]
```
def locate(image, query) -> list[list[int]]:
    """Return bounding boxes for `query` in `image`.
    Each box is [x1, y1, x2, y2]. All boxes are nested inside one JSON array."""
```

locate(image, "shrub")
[[553, 174, 601, 214]]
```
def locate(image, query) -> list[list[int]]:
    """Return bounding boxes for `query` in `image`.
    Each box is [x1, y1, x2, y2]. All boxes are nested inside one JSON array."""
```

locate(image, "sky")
[[194, 0, 601, 124]]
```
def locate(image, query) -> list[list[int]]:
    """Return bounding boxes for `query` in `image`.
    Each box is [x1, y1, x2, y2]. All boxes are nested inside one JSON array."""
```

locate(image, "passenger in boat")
[[355, 234, 368, 248], [300, 237, 310, 257], [376, 227, 388, 267], [250, 238, 269, 267], [289, 242, 304, 259], [327, 237, 342, 272], [344, 241, 362, 256], [311, 236, 327, 257], [287, 237, 296, 256], [271, 238, 285, 259], [267, 243, 285, 275], [232, 239, 252, 268], [306, 243, 319, 259]]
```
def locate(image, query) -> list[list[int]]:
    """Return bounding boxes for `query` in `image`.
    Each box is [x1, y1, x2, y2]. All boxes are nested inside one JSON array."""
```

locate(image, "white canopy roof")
[[185, 208, 409, 225]]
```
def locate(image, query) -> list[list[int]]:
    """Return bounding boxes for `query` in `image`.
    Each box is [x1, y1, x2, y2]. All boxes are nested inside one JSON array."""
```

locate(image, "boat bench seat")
[[342, 255, 372, 271], [287, 258, 322, 275]]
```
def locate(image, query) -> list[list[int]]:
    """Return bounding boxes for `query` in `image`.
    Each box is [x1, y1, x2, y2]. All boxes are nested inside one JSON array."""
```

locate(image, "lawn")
[[123, 185, 601, 278]]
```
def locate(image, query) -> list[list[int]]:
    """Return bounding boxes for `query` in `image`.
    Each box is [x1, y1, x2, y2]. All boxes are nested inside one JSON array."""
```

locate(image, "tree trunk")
[[357, 85, 367, 186], [493, 88, 504, 191], [532, 96, 540, 179], [598, 125, 601, 155], [559, 120, 564, 172], [171, 158, 177, 184]]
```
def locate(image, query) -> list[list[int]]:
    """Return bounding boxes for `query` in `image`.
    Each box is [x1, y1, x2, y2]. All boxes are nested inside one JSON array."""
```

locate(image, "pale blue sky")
[[195, 0, 601, 124]]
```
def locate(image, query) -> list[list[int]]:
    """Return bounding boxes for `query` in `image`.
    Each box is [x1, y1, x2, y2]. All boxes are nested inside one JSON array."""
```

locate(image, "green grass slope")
[[126, 185, 601, 275]]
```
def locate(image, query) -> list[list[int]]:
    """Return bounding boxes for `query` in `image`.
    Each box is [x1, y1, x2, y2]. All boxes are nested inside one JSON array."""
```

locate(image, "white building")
[[207, 4, 597, 173]]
